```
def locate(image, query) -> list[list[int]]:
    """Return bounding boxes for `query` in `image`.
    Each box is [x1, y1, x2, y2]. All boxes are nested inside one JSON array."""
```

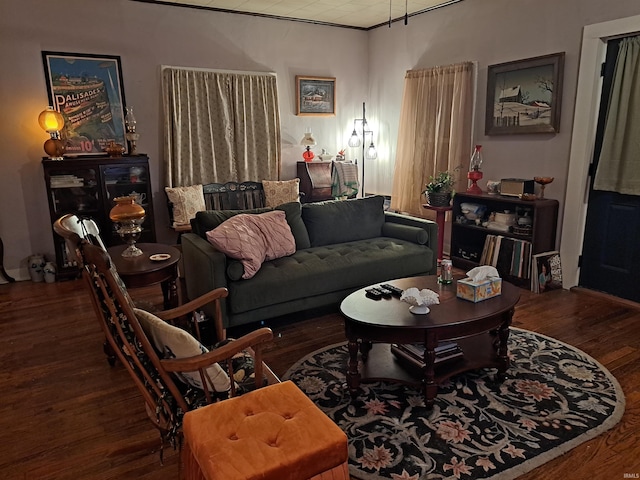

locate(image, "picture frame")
[[485, 52, 564, 135], [42, 51, 128, 156], [296, 75, 336, 116]]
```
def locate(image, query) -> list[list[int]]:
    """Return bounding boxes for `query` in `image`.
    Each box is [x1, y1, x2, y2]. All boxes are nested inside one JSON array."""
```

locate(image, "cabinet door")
[[45, 165, 102, 275], [101, 163, 155, 246]]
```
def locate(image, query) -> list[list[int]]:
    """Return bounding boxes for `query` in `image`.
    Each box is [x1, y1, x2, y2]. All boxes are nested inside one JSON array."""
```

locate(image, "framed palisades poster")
[[42, 51, 128, 156]]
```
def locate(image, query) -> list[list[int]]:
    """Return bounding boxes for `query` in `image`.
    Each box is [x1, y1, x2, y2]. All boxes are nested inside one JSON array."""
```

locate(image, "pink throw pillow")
[[206, 210, 295, 279]]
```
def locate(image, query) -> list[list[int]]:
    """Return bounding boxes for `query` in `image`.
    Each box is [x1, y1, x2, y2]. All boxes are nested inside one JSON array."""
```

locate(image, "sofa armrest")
[[181, 233, 230, 320], [384, 212, 438, 248], [381, 223, 428, 245], [384, 212, 438, 275]]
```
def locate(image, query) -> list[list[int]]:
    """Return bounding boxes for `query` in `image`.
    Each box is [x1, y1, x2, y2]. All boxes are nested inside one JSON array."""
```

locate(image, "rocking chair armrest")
[[155, 287, 229, 321], [160, 327, 274, 373]]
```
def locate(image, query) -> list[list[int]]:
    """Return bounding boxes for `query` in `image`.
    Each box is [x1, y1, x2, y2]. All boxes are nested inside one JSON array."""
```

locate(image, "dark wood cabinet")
[[42, 155, 156, 278], [450, 192, 558, 285], [297, 161, 333, 202]]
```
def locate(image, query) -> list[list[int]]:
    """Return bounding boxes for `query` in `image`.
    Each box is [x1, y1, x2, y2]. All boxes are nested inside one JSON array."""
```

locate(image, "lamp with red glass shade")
[[466, 145, 483, 194]]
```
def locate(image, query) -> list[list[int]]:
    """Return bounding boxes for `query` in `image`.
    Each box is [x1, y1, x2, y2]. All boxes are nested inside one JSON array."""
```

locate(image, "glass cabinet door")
[[47, 168, 99, 216]]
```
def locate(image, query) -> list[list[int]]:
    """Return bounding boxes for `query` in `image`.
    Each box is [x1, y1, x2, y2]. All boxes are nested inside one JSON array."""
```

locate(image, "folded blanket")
[[331, 161, 359, 198]]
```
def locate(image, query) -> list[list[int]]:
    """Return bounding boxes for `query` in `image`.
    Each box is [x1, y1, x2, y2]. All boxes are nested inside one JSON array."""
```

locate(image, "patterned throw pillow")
[[165, 184, 206, 226], [134, 308, 231, 392], [205, 210, 296, 279], [262, 179, 300, 207]]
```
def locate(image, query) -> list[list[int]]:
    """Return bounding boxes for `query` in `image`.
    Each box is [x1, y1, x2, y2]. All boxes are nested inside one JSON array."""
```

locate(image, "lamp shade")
[[366, 142, 378, 159], [348, 130, 361, 148], [300, 131, 317, 147], [38, 107, 65, 133]]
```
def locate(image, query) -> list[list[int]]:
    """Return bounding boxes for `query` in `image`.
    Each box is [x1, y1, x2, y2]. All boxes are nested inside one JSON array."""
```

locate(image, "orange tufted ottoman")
[[181, 380, 349, 480]]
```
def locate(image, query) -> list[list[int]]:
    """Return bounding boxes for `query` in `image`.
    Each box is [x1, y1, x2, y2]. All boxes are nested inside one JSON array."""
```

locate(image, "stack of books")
[[391, 341, 463, 368], [50, 175, 84, 188]]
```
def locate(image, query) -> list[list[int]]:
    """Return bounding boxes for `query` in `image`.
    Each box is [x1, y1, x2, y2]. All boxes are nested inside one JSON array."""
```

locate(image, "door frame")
[[561, 14, 640, 288]]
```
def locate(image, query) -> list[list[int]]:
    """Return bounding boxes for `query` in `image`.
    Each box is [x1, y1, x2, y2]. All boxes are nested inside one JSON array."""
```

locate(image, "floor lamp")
[[348, 102, 377, 197]]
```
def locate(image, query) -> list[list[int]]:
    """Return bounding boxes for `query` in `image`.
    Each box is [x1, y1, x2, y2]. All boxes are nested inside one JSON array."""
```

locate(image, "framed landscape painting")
[[296, 75, 336, 116], [42, 51, 128, 156], [485, 52, 564, 135]]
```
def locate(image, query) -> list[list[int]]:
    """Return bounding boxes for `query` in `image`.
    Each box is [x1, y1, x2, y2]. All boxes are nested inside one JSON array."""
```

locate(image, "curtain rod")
[[161, 65, 276, 76]]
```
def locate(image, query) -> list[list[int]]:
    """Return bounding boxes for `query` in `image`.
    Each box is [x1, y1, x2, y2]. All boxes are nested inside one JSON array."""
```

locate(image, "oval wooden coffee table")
[[340, 275, 520, 408]]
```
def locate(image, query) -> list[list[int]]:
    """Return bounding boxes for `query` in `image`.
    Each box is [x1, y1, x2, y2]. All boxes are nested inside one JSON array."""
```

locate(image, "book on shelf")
[[531, 250, 563, 293], [480, 234, 531, 280]]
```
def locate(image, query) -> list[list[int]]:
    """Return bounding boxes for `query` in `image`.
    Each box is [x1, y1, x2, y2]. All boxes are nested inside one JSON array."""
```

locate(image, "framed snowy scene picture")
[[485, 52, 564, 135]]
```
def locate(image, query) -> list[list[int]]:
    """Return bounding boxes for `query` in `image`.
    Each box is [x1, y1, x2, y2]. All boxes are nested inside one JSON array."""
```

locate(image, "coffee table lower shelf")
[[357, 334, 504, 398]]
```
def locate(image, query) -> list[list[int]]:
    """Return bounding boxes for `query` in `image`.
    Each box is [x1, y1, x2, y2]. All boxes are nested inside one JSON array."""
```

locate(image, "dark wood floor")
[[1, 277, 639, 479]]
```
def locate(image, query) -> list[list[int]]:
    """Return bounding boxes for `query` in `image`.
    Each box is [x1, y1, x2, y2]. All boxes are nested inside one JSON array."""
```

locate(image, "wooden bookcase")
[[450, 192, 558, 285], [42, 155, 156, 278]]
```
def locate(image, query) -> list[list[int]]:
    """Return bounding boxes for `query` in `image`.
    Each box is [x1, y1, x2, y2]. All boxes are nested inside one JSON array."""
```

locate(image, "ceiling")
[[136, 0, 462, 30]]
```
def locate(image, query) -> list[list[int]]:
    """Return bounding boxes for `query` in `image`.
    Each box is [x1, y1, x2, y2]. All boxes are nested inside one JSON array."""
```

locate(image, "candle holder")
[[534, 177, 554, 199]]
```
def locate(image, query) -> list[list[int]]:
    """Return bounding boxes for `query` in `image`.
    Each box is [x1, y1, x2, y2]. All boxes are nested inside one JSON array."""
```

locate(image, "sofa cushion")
[[275, 201, 311, 250], [302, 196, 385, 247], [134, 308, 231, 392], [227, 238, 434, 314], [165, 184, 206, 226], [193, 202, 310, 250], [206, 210, 296, 279], [262, 179, 300, 207]]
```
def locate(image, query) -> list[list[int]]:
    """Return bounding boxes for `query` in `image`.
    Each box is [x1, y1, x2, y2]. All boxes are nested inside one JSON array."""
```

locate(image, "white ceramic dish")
[[149, 253, 171, 261]]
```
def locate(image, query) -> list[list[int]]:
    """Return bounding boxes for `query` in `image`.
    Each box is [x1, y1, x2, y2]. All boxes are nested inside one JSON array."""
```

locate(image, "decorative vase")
[[427, 191, 452, 207], [28, 254, 46, 282], [43, 261, 57, 283]]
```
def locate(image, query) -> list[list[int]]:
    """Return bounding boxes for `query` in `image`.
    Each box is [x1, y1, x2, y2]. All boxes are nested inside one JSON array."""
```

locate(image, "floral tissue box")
[[456, 277, 502, 303]]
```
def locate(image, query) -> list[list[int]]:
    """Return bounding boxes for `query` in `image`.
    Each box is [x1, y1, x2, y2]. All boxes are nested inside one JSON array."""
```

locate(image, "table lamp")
[[38, 107, 66, 160], [300, 129, 316, 162], [109, 196, 145, 257]]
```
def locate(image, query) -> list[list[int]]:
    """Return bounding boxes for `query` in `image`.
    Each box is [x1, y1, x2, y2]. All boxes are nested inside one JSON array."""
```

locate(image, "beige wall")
[[1, 0, 639, 281], [0, 0, 367, 280]]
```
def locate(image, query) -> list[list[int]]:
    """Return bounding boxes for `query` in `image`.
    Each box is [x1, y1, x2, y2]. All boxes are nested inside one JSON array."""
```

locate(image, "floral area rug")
[[282, 328, 624, 480]]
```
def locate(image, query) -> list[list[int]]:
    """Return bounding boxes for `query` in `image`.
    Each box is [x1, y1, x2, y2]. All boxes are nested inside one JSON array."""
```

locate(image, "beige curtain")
[[594, 36, 640, 195], [391, 62, 474, 216], [162, 68, 281, 187]]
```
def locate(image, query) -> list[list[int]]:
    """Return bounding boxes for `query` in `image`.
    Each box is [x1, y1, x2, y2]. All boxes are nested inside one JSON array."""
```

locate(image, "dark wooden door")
[[580, 38, 640, 303]]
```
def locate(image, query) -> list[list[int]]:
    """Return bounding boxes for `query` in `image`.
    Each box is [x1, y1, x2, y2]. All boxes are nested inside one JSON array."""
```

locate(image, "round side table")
[[107, 243, 181, 309]]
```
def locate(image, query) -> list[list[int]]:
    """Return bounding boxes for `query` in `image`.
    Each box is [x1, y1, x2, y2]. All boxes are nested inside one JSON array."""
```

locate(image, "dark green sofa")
[[181, 195, 438, 330]]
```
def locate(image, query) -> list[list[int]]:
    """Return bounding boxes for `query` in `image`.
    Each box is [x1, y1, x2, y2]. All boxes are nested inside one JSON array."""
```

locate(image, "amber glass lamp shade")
[[38, 107, 66, 160], [38, 107, 64, 133], [110, 196, 146, 257]]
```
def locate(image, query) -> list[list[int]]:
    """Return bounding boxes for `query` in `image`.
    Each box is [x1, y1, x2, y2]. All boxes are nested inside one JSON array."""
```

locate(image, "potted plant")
[[424, 171, 455, 206]]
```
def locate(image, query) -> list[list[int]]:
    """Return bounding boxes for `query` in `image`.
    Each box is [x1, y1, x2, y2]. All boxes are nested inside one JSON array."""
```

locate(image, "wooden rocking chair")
[[53, 214, 279, 449]]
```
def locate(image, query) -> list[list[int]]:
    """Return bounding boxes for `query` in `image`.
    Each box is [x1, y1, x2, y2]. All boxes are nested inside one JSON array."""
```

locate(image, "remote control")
[[378, 288, 393, 298], [380, 283, 403, 297], [365, 288, 383, 300]]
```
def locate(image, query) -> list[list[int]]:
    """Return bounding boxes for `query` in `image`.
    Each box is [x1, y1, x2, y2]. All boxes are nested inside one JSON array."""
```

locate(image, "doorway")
[[579, 37, 640, 303], [560, 14, 640, 295]]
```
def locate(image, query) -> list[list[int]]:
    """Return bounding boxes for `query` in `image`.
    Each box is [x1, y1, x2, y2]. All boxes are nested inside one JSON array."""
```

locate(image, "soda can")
[[440, 259, 453, 284]]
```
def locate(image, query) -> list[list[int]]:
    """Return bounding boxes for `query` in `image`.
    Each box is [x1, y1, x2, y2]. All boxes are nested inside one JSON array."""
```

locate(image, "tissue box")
[[456, 277, 502, 303]]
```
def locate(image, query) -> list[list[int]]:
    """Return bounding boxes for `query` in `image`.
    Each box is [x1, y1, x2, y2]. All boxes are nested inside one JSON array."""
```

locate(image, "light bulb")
[[366, 142, 377, 159], [348, 130, 361, 147]]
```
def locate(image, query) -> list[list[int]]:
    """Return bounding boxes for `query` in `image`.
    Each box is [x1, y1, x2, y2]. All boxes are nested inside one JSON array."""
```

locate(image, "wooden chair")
[[53, 215, 278, 450]]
